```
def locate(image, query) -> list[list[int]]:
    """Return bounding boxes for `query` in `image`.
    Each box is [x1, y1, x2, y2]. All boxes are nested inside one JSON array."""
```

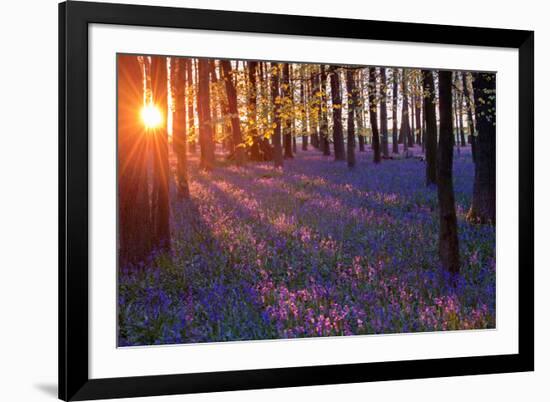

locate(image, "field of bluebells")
[[118, 146, 495, 346]]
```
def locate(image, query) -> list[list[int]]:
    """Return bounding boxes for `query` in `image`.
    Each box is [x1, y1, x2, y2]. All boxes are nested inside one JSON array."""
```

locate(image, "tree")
[[320, 65, 330, 156], [330, 66, 346, 161], [246, 61, 261, 161], [118, 55, 152, 267], [400, 69, 412, 153], [208, 61, 222, 151], [310, 68, 320, 149], [380, 68, 389, 157], [301, 66, 309, 151], [368, 67, 381, 164], [356, 70, 366, 152], [468, 73, 496, 224], [451, 72, 462, 153], [150, 56, 171, 251], [392, 68, 399, 154], [271, 63, 284, 168], [290, 65, 298, 154], [198, 59, 215, 170], [437, 70, 460, 275], [457, 73, 466, 147], [186, 59, 197, 154], [220, 60, 245, 165], [461, 72, 476, 158], [422, 69, 438, 186], [281, 63, 293, 159], [172, 58, 190, 199], [414, 74, 423, 146], [346, 68, 357, 168]]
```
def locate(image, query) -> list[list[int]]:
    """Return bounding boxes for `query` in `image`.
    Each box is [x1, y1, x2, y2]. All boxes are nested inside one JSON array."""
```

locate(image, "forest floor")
[[118, 144, 496, 346]]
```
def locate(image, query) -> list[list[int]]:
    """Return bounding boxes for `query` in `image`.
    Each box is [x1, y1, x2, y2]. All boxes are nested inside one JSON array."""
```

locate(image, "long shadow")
[[189, 151, 493, 277], [192, 168, 436, 270], [167, 192, 281, 343], [248, 149, 475, 223]]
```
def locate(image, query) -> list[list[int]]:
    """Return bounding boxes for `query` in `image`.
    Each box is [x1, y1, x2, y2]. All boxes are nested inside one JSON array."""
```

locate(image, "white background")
[[0, 0, 546, 401]]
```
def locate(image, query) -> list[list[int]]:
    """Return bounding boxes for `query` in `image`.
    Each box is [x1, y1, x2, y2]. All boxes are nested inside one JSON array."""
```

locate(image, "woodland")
[[117, 55, 496, 345]]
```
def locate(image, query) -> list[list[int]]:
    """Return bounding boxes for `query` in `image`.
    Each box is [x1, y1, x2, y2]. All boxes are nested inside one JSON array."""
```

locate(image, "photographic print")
[[117, 54, 496, 347]]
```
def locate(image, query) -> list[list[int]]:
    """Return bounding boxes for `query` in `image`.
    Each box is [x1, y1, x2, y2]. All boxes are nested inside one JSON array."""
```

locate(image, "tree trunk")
[[401, 69, 412, 153], [356, 70, 366, 152], [198, 59, 215, 170], [118, 55, 152, 267], [392, 68, 399, 154], [281, 63, 294, 159], [186, 59, 197, 154], [271, 63, 284, 168], [457, 73, 466, 147], [437, 70, 460, 275], [310, 70, 320, 149], [468, 72, 496, 224], [329, 66, 346, 161], [301, 71, 309, 151], [172, 58, 190, 199], [422, 70, 438, 186], [415, 80, 422, 146], [462, 72, 476, 158], [368, 68, 381, 164], [220, 60, 245, 165], [247, 61, 261, 161], [411, 92, 416, 146], [208, 61, 221, 149], [345, 68, 357, 169], [150, 56, 171, 252], [380, 68, 389, 157], [453, 81, 461, 155], [320, 66, 331, 156]]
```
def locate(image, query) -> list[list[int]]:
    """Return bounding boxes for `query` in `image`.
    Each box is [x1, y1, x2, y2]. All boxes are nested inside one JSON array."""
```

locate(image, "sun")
[[140, 104, 163, 129]]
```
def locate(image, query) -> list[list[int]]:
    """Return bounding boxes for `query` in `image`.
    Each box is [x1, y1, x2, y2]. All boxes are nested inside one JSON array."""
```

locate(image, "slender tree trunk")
[[290, 65, 298, 155], [380, 68, 389, 157], [172, 58, 190, 199], [409, 91, 416, 145], [271, 63, 284, 168], [415, 78, 422, 146], [198, 59, 215, 170], [118, 55, 151, 267], [301, 71, 309, 151], [356, 70, 366, 152], [208, 61, 221, 148], [246, 61, 261, 161], [259, 61, 272, 160], [150, 56, 171, 252], [186, 59, 197, 154], [468, 72, 496, 224], [345, 68, 357, 168], [401, 69, 411, 154], [368, 68, 381, 164], [437, 70, 460, 275], [457, 73, 466, 147], [220, 60, 245, 165], [329, 66, 346, 161], [320, 65, 330, 156], [462, 72, 476, 159], [280, 63, 293, 159], [422, 70, 438, 186], [392, 68, 399, 154], [453, 81, 461, 155], [310, 70, 320, 149]]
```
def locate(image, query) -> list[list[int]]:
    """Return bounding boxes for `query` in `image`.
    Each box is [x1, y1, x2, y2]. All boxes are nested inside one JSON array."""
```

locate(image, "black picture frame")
[[59, 1, 534, 400]]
